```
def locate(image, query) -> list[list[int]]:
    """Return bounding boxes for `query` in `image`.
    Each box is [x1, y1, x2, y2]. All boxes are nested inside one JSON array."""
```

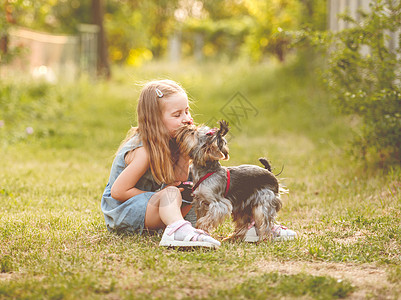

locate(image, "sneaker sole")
[[159, 240, 219, 248], [274, 235, 297, 241]]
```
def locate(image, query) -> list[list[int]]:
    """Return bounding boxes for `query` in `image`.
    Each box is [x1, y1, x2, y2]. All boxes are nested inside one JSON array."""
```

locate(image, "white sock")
[[167, 220, 196, 241], [166, 220, 221, 246]]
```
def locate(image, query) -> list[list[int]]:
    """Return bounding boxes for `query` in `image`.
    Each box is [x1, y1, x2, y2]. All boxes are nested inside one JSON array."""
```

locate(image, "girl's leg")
[[145, 186, 220, 247], [144, 186, 186, 230]]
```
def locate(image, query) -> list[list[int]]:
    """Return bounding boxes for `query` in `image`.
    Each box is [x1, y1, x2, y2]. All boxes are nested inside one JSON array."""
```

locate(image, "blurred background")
[[0, 0, 329, 80], [0, 0, 400, 165]]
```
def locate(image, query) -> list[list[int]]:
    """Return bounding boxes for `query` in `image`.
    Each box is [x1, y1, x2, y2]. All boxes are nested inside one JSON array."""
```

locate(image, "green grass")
[[209, 272, 354, 300], [1, 57, 400, 299]]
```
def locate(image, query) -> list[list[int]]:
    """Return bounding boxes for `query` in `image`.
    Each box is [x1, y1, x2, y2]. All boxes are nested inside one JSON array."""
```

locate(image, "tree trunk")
[[92, 0, 111, 78], [0, 35, 8, 56]]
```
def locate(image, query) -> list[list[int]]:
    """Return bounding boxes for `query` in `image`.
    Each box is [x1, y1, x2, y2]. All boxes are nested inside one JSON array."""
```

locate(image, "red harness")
[[192, 168, 231, 197]]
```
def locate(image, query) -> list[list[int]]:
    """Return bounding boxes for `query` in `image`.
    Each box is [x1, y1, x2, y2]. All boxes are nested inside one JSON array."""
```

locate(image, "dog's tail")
[[258, 157, 272, 172], [259, 157, 284, 176]]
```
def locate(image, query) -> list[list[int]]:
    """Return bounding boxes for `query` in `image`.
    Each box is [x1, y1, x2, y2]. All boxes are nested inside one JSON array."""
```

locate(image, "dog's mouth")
[[221, 149, 229, 160]]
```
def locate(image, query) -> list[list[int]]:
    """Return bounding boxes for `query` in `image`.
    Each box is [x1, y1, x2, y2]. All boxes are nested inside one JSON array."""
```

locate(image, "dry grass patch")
[[332, 230, 368, 245], [255, 259, 399, 299]]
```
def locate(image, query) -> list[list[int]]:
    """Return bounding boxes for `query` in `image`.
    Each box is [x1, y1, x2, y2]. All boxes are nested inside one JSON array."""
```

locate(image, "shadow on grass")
[[202, 272, 354, 300]]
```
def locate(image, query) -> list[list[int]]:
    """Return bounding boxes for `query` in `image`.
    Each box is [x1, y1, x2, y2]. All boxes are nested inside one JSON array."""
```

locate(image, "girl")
[[101, 79, 220, 248]]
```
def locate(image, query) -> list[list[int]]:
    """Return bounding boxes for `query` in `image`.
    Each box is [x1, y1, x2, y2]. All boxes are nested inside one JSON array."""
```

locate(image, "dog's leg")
[[253, 205, 272, 241], [233, 219, 249, 241], [253, 189, 282, 240], [195, 194, 233, 233], [228, 210, 251, 241]]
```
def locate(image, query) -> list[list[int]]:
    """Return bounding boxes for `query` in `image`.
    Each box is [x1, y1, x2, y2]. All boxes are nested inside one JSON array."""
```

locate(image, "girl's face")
[[161, 92, 193, 136]]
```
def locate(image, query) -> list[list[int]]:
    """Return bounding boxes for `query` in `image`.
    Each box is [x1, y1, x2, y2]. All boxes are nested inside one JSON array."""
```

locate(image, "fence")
[[328, 0, 399, 53], [3, 25, 98, 82]]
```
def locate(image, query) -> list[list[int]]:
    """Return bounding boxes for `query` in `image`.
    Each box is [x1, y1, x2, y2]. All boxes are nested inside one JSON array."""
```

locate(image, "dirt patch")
[[332, 230, 368, 245], [255, 260, 397, 299], [0, 273, 15, 281]]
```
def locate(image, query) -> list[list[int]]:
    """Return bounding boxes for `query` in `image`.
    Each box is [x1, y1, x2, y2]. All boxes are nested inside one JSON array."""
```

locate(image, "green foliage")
[[182, 16, 252, 60], [3, 0, 327, 64], [106, 0, 179, 63], [298, 0, 328, 31], [182, 0, 327, 62], [7, 0, 91, 34], [325, 1, 401, 163], [298, 0, 401, 164], [242, 0, 303, 62]]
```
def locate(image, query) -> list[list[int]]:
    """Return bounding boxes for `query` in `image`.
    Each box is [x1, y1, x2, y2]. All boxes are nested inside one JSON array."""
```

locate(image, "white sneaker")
[[272, 224, 297, 241], [159, 220, 221, 248], [244, 223, 297, 242]]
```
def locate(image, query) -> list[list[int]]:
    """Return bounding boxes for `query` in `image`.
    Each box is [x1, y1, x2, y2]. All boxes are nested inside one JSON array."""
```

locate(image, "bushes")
[[322, 0, 401, 163], [295, 1, 400, 164]]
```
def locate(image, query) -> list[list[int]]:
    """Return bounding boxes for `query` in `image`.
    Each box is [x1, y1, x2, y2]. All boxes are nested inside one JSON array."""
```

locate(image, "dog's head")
[[175, 120, 230, 166]]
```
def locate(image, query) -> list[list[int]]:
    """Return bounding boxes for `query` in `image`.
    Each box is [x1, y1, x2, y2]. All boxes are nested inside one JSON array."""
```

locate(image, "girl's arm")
[[111, 147, 150, 202], [174, 152, 190, 182]]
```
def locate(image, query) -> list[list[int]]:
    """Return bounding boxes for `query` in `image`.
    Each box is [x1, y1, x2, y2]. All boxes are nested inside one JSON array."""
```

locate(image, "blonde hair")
[[118, 79, 187, 185]]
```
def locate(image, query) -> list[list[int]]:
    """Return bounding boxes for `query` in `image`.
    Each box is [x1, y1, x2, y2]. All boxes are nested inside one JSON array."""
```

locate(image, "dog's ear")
[[218, 120, 229, 137], [215, 120, 229, 160]]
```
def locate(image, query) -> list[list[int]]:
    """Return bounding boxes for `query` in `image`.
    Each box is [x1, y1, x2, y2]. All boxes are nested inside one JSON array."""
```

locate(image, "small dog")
[[175, 120, 284, 241]]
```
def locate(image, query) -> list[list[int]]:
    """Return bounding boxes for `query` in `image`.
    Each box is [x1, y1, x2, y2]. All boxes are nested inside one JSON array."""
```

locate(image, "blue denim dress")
[[101, 134, 163, 233]]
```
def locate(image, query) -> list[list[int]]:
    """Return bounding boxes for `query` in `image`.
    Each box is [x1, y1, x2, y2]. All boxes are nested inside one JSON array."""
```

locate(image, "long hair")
[[118, 79, 187, 185]]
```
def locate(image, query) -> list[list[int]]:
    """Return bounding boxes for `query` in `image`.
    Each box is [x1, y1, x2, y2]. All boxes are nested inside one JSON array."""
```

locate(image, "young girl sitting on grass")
[[101, 79, 221, 248]]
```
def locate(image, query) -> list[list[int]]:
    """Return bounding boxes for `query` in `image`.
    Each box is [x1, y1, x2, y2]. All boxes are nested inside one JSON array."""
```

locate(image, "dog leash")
[[192, 168, 231, 197]]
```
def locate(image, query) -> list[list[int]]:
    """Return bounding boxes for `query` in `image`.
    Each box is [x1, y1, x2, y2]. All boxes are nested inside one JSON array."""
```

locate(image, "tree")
[[0, 0, 24, 66], [92, 0, 110, 78], [105, 0, 179, 64]]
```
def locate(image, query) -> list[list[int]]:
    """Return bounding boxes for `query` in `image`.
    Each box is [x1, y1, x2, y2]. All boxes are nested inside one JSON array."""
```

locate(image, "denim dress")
[[101, 134, 197, 234], [101, 134, 163, 233]]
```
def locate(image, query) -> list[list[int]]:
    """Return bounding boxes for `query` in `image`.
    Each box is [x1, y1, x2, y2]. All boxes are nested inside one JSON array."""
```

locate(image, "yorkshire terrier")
[[175, 120, 285, 241]]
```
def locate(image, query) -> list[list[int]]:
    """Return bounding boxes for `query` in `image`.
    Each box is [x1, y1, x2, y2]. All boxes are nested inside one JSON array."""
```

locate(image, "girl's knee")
[[160, 186, 182, 205]]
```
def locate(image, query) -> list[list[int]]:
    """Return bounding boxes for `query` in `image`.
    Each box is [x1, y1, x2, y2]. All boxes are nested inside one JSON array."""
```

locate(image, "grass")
[[1, 56, 400, 299], [209, 272, 354, 299]]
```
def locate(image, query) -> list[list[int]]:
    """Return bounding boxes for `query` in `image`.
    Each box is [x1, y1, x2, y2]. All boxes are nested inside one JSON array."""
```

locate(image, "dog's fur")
[[175, 120, 284, 241]]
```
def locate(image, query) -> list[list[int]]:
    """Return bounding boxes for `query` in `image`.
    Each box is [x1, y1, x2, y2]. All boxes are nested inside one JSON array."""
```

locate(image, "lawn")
[[1, 57, 400, 299]]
